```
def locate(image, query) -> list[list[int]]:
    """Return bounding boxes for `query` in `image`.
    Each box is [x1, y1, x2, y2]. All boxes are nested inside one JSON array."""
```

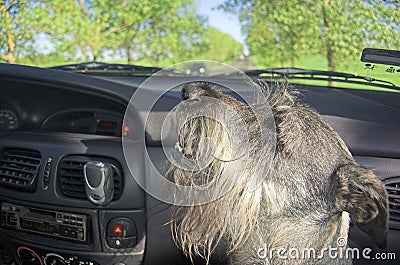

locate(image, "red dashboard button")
[[113, 224, 123, 235]]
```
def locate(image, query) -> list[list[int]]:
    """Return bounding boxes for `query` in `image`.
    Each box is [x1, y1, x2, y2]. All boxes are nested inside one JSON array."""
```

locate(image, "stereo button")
[[107, 236, 137, 249], [77, 231, 84, 240], [0, 212, 6, 223], [70, 231, 77, 238], [7, 214, 17, 225]]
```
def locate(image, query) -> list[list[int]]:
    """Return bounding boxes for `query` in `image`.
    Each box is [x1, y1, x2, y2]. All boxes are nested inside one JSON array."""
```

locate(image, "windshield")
[[1, 0, 399, 90]]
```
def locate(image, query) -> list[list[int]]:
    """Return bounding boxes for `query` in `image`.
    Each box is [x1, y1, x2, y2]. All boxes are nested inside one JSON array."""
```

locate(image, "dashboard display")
[[42, 109, 122, 136], [0, 108, 19, 134], [97, 120, 118, 131], [20, 219, 60, 234]]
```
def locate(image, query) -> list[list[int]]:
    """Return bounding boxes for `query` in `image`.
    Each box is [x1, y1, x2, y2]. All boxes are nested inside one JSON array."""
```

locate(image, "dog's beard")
[[172, 115, 232, 187], [166, 109, 266, 262]]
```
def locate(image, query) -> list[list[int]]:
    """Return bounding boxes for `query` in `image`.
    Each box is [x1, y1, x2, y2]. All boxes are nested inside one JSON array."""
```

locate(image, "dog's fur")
[[165, 81, 388, 265]]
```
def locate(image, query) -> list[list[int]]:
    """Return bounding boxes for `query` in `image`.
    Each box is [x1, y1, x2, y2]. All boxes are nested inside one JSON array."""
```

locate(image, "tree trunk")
[[0, 52, 16, 64], [5, 24, 16, 64], [1, 2, 17, 63], [321, 0, 337, 86], [94, 0, 101, 62], [326, 42, 336, 72], [127, 46, 132, 64], [322, 0, 335, 70], [79, 46, 89, 61], [6, 53, 16, 64]]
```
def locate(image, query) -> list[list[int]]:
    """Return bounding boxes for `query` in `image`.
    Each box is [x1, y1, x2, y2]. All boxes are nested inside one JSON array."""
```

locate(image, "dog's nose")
[[181, 85, 203, 101], [181, 86, 191, 100]]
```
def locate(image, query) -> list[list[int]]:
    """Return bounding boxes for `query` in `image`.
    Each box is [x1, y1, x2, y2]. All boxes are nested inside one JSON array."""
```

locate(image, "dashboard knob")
[[44, 253, 66, 265], [17, 246, 43, 265]]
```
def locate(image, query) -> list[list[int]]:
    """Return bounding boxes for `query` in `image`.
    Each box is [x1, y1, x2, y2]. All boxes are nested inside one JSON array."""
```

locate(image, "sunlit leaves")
[[22, 0, 212, 64], [221, 0, 399, 71], [197, 27, 243, 62], [0, 0, 37, 63]]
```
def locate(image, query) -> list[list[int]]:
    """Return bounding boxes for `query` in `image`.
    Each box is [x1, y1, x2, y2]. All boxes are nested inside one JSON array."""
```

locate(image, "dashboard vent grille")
[[385, 177, 400, 222], [0, 148, 41, 191], [58, 155, 122, 201]]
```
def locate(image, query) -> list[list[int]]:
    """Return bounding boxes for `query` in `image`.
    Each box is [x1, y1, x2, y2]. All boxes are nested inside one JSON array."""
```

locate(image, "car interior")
[[0, 56, 399, 265]]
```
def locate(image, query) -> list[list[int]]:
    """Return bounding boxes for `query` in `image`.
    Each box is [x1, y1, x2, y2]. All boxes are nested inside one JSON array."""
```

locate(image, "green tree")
[[221, 0, 400, 71], [111, 0, 154, 64], [32, 0, 140, 61], [31, 0, 208, 65], [198, 27, 243, 63], [0, 0, 37, 63], [139, 0, 208, 66], [222, 0, 319, 67]]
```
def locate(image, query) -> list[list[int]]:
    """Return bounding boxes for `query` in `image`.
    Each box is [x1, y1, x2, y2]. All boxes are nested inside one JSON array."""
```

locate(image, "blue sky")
[[196, 0, 244, 44]]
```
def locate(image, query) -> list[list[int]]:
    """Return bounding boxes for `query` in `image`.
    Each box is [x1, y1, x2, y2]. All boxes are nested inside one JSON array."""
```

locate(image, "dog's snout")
[[181, 84, 205, 101], [181, 86, 191, 100]]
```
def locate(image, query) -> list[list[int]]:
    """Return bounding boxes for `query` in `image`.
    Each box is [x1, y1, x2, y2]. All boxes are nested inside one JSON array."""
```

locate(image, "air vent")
[[58, 155, 122, 201], [0, 148, 41, 191], [385, 177, 400, 222]]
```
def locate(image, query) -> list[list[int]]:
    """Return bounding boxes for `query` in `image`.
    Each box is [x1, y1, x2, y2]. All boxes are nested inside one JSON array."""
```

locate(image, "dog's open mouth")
[[174, 140, 198, 159]]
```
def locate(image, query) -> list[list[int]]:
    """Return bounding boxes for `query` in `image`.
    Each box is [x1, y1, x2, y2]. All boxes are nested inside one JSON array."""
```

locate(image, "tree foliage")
[[198, 27, 243, 62], [27, 0, 210, 64], [221, 0, 400, 71], [32, 0, 151, 61], [0, 0, 244, 66], [137, 1, 209, 66], [0, 0, 38, 63], [2, 0, 398, 68]]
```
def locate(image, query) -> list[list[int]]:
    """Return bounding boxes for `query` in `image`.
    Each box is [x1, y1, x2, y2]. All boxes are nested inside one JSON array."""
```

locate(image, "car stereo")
[[0, 202, 89, 244]]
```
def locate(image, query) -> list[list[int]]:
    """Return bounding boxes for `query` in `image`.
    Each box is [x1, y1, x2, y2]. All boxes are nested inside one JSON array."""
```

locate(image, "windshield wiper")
[[48, 61, 174, 76], [244, 67, 400, 90]]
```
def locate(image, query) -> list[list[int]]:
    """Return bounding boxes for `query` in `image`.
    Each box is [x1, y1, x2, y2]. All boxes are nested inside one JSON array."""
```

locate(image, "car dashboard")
[[0, 64, 400, 265]]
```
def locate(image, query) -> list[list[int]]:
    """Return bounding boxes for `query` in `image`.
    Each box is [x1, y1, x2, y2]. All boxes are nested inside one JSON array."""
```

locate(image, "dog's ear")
[[332, 164, 389, 248]]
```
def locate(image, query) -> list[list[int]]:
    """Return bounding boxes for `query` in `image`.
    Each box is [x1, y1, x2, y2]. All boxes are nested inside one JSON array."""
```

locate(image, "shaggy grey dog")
[[165, 81, 388, 265]]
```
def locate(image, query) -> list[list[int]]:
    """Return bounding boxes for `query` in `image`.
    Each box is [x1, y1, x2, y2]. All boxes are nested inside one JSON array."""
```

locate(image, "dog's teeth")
[[175, 141, 184, 153]]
